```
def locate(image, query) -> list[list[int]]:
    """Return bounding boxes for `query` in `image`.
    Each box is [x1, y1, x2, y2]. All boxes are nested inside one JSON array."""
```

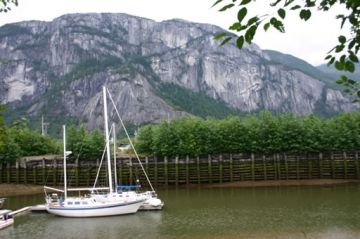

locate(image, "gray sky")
[[0, 0, 349, 66]]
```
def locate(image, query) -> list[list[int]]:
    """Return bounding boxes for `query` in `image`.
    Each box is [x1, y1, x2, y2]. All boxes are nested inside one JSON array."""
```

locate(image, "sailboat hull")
[[46, 200, 145, 218]]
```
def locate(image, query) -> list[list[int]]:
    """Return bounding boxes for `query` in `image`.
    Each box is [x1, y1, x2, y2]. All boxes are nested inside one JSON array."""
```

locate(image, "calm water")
[[1, 183, 360, 239]]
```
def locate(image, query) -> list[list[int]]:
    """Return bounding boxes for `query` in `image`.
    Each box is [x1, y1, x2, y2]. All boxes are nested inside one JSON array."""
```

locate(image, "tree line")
[[135, 111, 360, 156], [0, 107, 104, 162], [1, 109, 359, 162]]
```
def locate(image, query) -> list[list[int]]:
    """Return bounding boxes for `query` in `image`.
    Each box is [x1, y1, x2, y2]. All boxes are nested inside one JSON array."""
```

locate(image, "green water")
[[1, 183, 360, 239]]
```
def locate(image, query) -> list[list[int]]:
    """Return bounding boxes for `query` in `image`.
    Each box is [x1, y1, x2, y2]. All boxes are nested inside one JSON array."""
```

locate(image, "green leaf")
[[347, 79, 357, 85], [335, 61, 344, 71], [290, 5, 301, 10], [237, 7, 247, 23], [270, 17, 285, 33], [345, 61, 355, 73], [246, 16, 259, 26], [229, 22, 241, 31], [340, 55, 346, 64], [270, 0, 281, 6], [299, 9, 311, 21], [219, 3, 235, 11], [348, 39, 356, 50], [213, 32, 227, 40], [236, 36, 245, 48], [263, 22, 270, 31], [349, 53, 359, 63], [278, 8, 286, 19], [245, 25, 257, 43], [305, 0, 316, 7], [239, 0, 252, 5], [324, 55, 332, 60], [212, 0, 223, 7], [327, 57, 335, 65], [220, 37, 232, 46], [335, 45, 344, 53], [338, 35, 346, 44]]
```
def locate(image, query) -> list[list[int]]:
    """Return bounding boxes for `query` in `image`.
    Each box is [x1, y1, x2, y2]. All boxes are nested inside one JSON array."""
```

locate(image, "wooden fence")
[[0, 152, 359, 188]]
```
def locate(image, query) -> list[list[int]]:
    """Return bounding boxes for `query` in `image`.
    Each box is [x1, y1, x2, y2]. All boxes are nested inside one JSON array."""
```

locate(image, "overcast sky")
[[0, 0, 349, 66]]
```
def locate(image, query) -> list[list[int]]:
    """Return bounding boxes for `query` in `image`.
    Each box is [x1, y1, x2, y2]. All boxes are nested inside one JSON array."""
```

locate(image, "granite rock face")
[[0, 13, 356, 129]]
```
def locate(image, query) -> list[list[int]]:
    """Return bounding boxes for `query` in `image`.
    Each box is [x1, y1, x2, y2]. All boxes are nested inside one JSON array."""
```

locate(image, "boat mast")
[[103, 86, 113, 194], [113, 122, 118, 190], [63, 125, 67, 199]]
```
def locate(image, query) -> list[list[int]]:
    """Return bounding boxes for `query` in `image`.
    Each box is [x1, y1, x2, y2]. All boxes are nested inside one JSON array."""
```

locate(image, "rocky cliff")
[[0, 13, 357, 130]]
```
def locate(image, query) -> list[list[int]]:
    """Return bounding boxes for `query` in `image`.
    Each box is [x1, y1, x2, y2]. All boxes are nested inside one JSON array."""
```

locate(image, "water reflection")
[[1, 183, 360, 239]]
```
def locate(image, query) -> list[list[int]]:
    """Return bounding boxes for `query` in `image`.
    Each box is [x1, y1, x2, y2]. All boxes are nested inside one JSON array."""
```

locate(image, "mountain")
[[317, 63, 360, 82], [264, 50, 340, 89], [0, 13, 357, 131]]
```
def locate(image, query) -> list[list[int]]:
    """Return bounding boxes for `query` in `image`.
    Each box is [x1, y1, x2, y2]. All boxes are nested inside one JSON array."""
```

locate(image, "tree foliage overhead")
[[213, 0, 360, 101], [0, 0, 18, 13], [136, 112, 360, 157]]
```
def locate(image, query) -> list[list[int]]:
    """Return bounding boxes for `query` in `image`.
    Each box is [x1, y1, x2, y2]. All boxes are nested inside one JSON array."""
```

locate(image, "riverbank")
[[205, 179, 360, 188], [0, 184, 43, 197], [1, 179, 359, 197]]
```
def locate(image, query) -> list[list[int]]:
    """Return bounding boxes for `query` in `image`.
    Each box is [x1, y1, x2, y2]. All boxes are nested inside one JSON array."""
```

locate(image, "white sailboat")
[[0, 210, 14, 230], [106, 89, 164, 210], [44, 87, 146, 217]]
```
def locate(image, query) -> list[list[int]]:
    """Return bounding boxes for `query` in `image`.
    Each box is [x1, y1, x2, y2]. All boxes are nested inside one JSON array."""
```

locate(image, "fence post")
[[186, 155, 190, 185], [154, 156, 158, 186], [284, 153, 288, 180], [251, 153, 255, 181], [356, 152, 359, 179], [331, 152, 335, 179], [343, 152, 348, 179], [308, 154, 312, 179], [208, 155, 212, 184], [277, 154, 281, 180], [197, 156, 200, 184], [16, 161, 19, 184], [319, 153, 323, 179], [296, 155, 300, 179], [75, 159, 79, 186], [145, 156, 149, 184], [219, 154, 223, 183], [42, 159, 46, 185], [53, 158, 58, 186], [7, 162, 11, 183], [175, 156, 179, 186], [23, 161, 27, 184], [129, 156, 133, 184], [263, 155, 267, 180], [164, 156, 168, 186], [0, 163, 2, 183], [273, 154, 278, 180], [229, 154, 233, 182]]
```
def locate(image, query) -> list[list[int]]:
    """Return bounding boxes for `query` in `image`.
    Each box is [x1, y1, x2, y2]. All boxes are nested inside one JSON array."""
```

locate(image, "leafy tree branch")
[[213, 0, 360, 102], [0, 0, 18, 13]]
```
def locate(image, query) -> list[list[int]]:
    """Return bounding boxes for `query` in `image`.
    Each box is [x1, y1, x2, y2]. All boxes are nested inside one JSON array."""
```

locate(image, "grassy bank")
[[204, 179, 360, 189], [0, 179, 359, 197], [0, 184, 43, 197]]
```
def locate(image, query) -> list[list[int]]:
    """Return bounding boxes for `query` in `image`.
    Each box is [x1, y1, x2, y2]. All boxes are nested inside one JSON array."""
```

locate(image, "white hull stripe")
[[48, 200, 144, 211]]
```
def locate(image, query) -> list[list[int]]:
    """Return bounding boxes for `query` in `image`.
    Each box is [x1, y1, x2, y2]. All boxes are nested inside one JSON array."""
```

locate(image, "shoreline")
[[203, 179, 360, 189], [0, 179, 359, 197]]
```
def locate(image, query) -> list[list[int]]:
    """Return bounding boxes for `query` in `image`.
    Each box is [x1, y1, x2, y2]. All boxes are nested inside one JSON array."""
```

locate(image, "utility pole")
[[41, 115, 49, 136]]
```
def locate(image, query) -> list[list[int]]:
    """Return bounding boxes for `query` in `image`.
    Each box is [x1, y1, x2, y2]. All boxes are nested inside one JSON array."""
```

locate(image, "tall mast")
[[63, 125, 67, 199], [103, 86, 113, 193], [113, 122, 118, 190]]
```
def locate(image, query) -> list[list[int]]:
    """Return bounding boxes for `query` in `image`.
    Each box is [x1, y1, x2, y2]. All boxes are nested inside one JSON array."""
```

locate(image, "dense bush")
[[0, 112, 105, 162], [135, 111, 360, 156]]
